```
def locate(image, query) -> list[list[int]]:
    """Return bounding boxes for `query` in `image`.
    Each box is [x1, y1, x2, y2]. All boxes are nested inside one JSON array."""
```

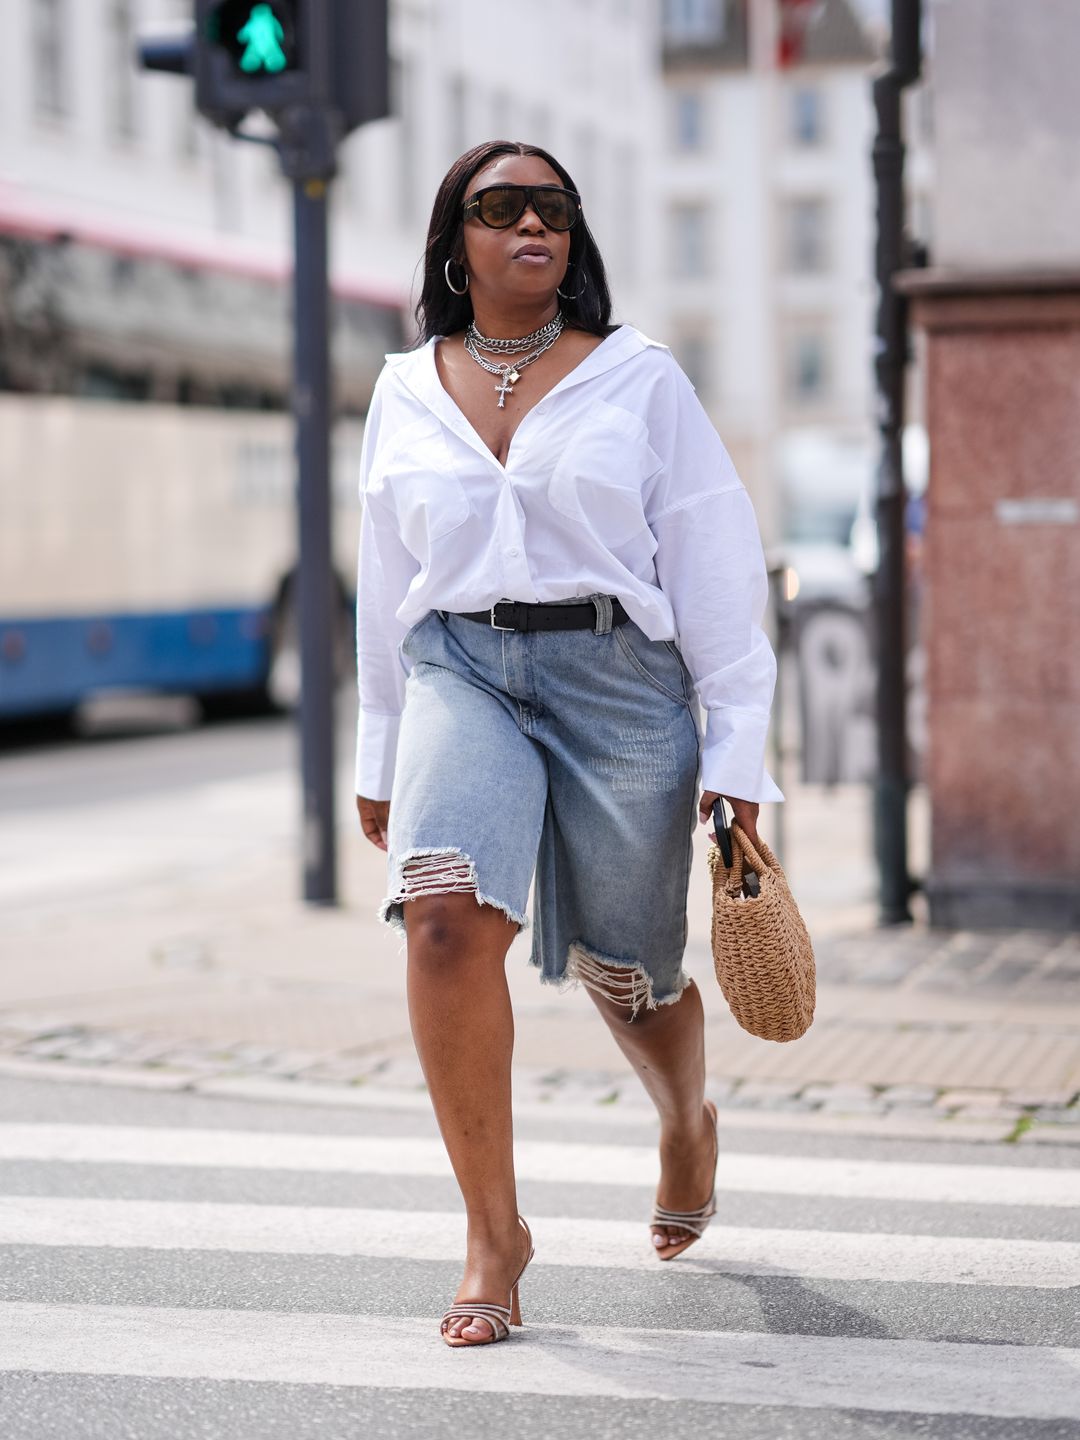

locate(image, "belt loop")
[[590, 593, 614, 635]]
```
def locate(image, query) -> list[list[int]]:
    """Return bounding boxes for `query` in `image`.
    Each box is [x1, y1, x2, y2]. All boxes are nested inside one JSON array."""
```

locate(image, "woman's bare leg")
[[404, 890, 529, 1339], [584, 975, 716, 1252]]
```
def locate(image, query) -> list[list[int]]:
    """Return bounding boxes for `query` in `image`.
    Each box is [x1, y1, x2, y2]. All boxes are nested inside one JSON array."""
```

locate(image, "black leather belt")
[[454, 598, 629, 632]]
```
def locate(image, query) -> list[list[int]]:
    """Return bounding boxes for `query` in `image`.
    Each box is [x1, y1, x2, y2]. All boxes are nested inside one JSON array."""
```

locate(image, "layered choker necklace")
[[464, 312, 565, 409]]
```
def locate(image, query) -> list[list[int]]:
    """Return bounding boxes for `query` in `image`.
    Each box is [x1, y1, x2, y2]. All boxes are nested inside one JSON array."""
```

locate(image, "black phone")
[[711, 797, 760, 898]]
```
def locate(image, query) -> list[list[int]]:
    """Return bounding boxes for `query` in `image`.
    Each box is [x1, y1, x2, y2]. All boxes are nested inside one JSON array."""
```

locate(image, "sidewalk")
[[3, 778, 1078, 1144]]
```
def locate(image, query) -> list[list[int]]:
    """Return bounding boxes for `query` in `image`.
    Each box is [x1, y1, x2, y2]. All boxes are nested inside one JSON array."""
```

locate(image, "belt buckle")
[[490, 601, 517, 631]]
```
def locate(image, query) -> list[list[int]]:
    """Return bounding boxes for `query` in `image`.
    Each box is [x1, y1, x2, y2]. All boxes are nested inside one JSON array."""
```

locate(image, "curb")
[[1, 1023, 1078, 1146]]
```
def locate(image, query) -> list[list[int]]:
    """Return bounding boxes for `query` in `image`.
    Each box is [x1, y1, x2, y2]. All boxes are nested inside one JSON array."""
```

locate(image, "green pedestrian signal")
[[237, 4, 288, 74], [206, 0, 299, 81]]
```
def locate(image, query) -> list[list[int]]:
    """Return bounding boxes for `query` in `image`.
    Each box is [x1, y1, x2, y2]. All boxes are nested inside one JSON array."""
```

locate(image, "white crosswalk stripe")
[[1, 1121, 1077, 1206], [1, 1194, 1077, 1288], [2, 1303, 1079, 1419], [1, 1103, 1078, 1433]]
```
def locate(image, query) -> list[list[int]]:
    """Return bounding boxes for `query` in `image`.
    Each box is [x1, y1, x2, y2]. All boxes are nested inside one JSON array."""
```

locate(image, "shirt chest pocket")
[[377, 417, 470, 559], [547, 400, 663, 548]]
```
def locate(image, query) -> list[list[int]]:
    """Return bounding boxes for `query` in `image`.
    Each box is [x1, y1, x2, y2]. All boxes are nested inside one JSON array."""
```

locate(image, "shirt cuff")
[[354, 710, 402, 801], [700, 706, 785, 803]]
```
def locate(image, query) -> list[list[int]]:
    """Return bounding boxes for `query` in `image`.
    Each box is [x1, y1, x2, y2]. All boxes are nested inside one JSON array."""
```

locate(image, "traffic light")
[[194, 0, 312, 128], [137, 2, 388, 136]]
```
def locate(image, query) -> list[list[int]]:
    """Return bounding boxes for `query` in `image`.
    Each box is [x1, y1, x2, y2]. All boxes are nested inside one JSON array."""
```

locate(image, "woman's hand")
[[357, 796, 390, 852], [699, 789, 760, 849]]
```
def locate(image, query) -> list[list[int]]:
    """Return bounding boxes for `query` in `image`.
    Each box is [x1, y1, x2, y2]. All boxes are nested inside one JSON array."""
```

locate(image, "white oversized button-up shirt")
[[355, 322, 783, 805]]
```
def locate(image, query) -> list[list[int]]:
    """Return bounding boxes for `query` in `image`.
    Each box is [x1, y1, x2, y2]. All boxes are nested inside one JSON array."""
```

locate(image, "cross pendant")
[[494, 368, 519, 409]]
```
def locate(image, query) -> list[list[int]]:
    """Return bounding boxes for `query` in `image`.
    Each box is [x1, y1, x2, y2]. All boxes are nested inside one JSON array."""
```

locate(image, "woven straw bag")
[[706, 799, 816, 1043]]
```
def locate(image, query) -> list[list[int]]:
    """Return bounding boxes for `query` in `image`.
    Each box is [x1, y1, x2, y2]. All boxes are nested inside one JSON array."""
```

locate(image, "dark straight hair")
[[412, 140, 616, 346]]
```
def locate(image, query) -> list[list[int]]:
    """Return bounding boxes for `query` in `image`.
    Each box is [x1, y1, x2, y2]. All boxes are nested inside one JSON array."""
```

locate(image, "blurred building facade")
[[0, 3, 923, 502], [658, 0, 931, 549], [898, 0, 1080, 929], [0, 0, 662, 407]]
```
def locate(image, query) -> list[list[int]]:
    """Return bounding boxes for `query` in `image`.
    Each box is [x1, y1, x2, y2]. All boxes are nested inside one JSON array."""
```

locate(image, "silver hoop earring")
[[444, 258, 469, 295], [556, 263, 588, 302]]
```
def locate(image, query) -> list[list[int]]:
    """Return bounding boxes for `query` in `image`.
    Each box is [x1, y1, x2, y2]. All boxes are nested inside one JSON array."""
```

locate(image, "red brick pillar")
[[898, 271, 1080, 929]]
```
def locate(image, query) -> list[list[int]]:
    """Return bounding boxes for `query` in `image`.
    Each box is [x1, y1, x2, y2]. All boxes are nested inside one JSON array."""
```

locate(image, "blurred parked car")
[[772, 426, 927, 784]]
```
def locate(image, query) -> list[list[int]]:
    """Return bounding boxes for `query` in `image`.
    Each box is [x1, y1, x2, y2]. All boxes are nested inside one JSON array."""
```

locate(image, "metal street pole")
[[278, 95, 341, 907], [870, 0, 921, 924], [293, 170, 336, 903]]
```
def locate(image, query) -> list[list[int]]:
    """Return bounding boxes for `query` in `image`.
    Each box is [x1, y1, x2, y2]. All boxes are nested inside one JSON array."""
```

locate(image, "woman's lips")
[[512, 253, 552, 265]]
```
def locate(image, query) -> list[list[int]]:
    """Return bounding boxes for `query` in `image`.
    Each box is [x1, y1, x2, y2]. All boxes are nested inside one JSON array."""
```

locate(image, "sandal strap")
[[441, 1302, 511, 1340], [440, 1218, 533, 1343], [651, 1195, 717, 1237]]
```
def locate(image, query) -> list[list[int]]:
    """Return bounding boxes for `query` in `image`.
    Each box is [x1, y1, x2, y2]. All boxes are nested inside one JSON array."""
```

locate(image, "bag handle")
[[711, 798, 761, 899], [711, 796, 734, 868]]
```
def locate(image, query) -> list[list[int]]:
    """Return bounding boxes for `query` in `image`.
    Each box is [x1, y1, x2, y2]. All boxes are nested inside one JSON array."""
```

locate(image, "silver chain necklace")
[[464, 312, 565, 408]]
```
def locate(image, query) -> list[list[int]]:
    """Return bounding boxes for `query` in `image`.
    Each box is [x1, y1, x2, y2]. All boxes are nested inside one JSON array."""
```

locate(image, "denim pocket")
[[400, 610, 436, 661], [613, 623, 689, 705]]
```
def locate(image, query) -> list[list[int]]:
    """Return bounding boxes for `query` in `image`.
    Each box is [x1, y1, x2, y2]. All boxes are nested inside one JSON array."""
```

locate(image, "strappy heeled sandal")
[[440, 1215, 534, 1348], [651, 1099, 719, 1261]]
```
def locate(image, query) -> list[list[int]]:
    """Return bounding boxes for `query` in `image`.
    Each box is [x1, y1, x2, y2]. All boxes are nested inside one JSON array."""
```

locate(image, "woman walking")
[[355, 141, 782, 1347]]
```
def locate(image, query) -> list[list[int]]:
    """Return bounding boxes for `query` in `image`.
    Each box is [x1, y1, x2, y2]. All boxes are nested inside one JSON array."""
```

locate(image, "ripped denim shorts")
[[379, 598, 702, 1016]]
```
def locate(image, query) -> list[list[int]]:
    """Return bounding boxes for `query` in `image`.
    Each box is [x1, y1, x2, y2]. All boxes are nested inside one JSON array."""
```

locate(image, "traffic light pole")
[[293, 172, 336, 903], [870, 0, 921, 925], [137, 2, 390, 908], [282, 106, 340, 905]]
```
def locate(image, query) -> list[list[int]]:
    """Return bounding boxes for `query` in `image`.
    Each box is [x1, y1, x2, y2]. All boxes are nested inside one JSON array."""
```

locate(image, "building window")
[[391, 57, 416, 224], [33, 0, 67, 120], [785, 197, 829, 273], [914, 83, 934, 143], [663, 0, 725, 45], [674, 333, 711, 398], [790, 85, 824, 145], [491, 90, 513, 142], [613, 143, 638, 282], [672, 91, 706, 151], [786, 329, 829, 404], [573, 127, 597, 207], [447, 74, 467, 161], [176, 93, 199, 161], [910, 190, 934, 250], [109, 0, 137, 141], [527, 104, 551, 150], [670, 204, 710, 279]]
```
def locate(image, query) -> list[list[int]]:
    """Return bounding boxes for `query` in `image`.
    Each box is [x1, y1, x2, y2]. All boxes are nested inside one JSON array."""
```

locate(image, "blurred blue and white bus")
[[0, 198, 404, 724]]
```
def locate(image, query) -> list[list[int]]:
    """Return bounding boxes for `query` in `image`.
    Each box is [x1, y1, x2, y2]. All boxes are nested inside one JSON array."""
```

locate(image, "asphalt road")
[[0, 703, 363, 918], [0, 1074, 1077, 1439], [0, 704, 313, 815]]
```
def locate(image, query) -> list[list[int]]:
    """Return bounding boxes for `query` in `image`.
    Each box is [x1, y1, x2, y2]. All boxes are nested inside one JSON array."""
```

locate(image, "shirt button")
[[506, 546, 520, 558]]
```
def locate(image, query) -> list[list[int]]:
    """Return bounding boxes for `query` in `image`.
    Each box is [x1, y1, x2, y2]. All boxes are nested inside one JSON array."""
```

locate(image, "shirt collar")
[[383, 323, 660, 438]]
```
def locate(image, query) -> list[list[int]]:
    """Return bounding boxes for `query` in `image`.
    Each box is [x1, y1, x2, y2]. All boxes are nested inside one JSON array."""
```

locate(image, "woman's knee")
[[405, 889, 516, 971]]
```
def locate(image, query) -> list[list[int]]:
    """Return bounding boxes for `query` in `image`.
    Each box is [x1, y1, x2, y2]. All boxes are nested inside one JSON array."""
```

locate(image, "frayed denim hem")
[[377, 846, 531, 944], [534, 938, 691, 1021]]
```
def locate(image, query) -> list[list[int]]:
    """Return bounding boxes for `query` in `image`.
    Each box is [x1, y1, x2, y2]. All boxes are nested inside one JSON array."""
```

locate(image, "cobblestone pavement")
[[1, 949, 1077, 1149], [7, 727, 1077, 1155], [818, 925, 1080, 999]]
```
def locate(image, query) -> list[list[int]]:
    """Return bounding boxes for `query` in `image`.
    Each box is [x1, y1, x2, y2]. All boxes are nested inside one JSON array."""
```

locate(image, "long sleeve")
[[354, 375, 421, 800], [645, 361, 784, 803]]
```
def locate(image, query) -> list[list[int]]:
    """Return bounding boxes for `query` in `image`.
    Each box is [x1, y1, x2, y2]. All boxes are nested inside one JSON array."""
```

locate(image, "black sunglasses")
[[463, 184, 582, 232]]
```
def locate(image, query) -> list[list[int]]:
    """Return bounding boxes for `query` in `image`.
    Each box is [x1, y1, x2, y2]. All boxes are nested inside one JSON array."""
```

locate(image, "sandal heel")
[[651, 1100, 720, 1261], [440, 1216, 532, 1347]]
